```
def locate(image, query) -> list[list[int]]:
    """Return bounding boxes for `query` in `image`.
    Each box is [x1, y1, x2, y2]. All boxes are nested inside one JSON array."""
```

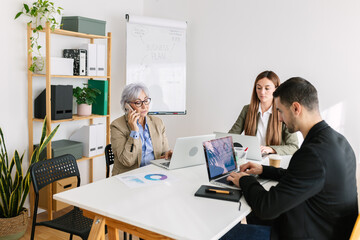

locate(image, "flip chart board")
[[126, 14, 187, 114]]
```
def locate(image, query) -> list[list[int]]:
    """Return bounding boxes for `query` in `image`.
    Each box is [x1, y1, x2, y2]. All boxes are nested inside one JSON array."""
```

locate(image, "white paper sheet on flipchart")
[[126, 14, 187, 114]]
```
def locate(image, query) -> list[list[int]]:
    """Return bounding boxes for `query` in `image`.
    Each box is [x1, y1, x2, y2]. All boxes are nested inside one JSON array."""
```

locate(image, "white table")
[[54, 156, 292, 240]]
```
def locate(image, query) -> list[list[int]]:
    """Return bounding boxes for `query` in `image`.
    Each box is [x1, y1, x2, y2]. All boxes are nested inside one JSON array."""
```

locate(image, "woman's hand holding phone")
[[126, 103, 140, 131]]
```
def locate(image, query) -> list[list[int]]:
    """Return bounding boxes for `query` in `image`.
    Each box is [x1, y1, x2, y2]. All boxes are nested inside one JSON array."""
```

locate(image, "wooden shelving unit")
[[27, 22, 112, 220]]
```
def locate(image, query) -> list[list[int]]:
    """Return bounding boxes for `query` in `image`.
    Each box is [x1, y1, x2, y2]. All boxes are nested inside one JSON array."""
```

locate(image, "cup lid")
[[268, 154, 282, 160]]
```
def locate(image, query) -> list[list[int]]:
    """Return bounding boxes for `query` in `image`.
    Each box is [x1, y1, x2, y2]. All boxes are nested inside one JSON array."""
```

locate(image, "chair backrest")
[[350, 215, 360, 240], [104, 144, 114, 178], [30, 154, 80, 194]]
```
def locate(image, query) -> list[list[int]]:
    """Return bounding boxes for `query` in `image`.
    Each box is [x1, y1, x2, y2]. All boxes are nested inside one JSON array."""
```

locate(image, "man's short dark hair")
[[273, 77, 319, 111]]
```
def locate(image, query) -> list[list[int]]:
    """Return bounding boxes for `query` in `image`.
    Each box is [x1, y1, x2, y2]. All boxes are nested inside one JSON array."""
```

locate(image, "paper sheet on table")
[[115, 172, 178, 188]]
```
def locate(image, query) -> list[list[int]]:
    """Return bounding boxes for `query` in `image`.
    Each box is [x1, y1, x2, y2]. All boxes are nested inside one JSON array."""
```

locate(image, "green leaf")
[[38, 124, 60, 156], [39, 118, 47, 145], [29, 65, 35, 72], [14, 12, 23, 20], [13, 151, 23, 180], [24, 4, 29, 13]]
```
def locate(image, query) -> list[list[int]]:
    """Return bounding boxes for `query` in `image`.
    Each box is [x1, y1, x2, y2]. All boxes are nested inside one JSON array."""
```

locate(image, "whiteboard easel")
[[126, 14, 187, 115]]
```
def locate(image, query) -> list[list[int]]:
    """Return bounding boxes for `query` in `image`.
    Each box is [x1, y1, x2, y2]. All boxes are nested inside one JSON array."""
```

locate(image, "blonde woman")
[[229, 71, 298, 155]]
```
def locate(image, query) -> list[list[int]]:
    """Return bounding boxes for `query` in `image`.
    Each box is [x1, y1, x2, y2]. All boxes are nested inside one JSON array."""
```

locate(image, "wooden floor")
[[20, 207, 140, 240]]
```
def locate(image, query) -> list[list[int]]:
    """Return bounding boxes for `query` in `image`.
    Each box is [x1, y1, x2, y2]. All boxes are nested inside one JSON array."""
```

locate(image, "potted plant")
[[73, 84, 101, 116], [0, 118, 59, 239], [15, 0, 63, 72]]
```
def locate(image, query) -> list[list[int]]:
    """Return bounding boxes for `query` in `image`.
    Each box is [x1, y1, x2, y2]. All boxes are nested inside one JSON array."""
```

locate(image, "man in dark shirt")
[[226, 77, 358, 240]]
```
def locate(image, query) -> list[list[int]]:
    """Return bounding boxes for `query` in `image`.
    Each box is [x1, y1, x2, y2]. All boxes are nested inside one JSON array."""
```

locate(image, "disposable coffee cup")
[[234, 147, 248, 169], [268, 154, 282, 168]]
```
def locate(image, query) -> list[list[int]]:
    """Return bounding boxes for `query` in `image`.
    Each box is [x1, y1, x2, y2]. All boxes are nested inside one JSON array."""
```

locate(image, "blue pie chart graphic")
[[144, 174, 168, 181]]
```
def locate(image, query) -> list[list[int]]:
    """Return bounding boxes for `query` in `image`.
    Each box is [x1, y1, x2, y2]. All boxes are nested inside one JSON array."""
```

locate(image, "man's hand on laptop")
[[160, 150, 173, 160], [227, 162, 264, 187]]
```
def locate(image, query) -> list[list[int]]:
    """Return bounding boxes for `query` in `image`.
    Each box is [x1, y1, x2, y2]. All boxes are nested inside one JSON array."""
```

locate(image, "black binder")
[[63, 49, 87, 76], [194, 185, 242, 202]]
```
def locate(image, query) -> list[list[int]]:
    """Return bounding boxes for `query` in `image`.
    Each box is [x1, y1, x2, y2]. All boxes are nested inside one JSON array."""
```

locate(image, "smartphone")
[[125, 103, 134, 112]]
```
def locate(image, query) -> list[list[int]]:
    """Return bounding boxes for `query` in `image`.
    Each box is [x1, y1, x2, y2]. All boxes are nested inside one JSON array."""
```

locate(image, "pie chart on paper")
[[144, 174, 168, 181]]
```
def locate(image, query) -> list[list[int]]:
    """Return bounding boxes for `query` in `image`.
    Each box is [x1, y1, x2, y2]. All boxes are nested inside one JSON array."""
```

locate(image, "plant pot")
[[0, 209, 28, 240], [77, 104, 92, 116]]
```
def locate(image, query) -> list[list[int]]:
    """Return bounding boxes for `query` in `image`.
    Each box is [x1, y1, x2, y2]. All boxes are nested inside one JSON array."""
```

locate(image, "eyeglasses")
[[128, 98, 151, 108]]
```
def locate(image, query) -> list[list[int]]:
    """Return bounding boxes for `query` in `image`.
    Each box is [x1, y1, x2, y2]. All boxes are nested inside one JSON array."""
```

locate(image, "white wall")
[[143, 0, 360, 160], [1, 0, 143, 209]]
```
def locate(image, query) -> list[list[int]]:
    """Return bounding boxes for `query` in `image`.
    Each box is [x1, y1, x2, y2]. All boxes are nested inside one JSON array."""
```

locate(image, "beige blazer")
[[110, 115, 170, 175]]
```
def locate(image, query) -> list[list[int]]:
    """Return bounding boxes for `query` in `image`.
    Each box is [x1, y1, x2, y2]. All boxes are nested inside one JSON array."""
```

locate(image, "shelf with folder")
[[32, 74, 111, 79], [33, 114, 110, 123], [27, 22, 112, 220]]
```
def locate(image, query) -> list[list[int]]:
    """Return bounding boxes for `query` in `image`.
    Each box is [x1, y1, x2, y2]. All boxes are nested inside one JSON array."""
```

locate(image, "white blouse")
[[256, 103, 272, 146]]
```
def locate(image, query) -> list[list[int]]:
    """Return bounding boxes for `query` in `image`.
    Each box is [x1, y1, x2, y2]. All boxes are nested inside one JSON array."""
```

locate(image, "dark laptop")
[[203, 136, 269, 190], [203, 136, 240, 189]]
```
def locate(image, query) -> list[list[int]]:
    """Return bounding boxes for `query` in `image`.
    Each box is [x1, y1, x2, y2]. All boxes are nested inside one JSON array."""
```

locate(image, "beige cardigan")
[[110, 115, 170, 175]]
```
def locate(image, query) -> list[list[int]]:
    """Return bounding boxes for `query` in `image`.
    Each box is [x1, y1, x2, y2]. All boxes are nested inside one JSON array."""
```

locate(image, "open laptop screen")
[[203, 136, 237, 179]]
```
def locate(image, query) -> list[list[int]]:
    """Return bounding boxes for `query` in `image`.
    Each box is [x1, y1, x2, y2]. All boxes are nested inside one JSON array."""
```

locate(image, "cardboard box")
[[61, 16, 106, 36], [39, 176, 77, 211]]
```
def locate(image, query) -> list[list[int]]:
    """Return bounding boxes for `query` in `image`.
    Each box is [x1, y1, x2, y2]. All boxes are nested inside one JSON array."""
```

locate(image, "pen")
[[244, 147, 248, 152], [205, 188, 233, 195]]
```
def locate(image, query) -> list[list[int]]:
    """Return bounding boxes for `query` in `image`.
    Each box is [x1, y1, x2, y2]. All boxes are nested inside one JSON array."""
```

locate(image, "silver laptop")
[[214, 132, 263, 161], [151, 134, 215, 170], [203, 136, 269, 189]]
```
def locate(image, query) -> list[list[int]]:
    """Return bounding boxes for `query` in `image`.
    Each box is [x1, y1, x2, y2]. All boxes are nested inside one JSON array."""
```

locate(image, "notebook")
[[151, 134, 215, 170], [214, 132, 263, 161], [194, 185, 242, 202], [203, 136, 269, 190]]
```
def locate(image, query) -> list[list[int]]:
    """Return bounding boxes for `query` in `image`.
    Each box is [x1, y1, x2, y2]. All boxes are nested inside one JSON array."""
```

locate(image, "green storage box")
[[35, 139, 83, 160], [61, 16, 106, 36]]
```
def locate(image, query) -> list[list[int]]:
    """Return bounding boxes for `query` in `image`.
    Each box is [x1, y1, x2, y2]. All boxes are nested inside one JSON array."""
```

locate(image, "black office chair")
[[104, 144, 132, 240], [105, 144, 114, 178], [30, 154, 93, 240]]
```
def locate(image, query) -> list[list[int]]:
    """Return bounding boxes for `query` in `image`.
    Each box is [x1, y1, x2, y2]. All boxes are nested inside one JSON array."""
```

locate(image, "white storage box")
[[69, 124, 106, 157], [37, 57, 74, 75]]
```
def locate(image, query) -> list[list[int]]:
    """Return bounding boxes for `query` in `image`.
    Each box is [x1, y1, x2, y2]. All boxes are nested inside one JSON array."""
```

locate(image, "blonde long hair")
[[244, 71, 282, 146]]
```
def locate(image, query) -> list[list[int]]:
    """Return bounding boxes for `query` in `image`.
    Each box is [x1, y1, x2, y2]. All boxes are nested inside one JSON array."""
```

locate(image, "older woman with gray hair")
[[110, 83, 173, 175]]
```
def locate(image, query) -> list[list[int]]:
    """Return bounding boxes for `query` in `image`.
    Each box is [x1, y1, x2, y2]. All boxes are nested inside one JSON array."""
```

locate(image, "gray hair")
[[120, 83, 150, 111]]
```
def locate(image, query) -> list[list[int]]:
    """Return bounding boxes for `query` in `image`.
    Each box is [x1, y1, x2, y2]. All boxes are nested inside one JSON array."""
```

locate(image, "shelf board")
[[77, 153, 105, 162], [34, 28, 109, 39], [32, 74, 110, 79], [33, 114, 110, 123]]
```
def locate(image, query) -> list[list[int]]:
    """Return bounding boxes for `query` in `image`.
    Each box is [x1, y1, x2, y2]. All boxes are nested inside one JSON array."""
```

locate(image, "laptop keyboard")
[[160, 162, 170, 167], [216, 175, 234, 185], [215, 173, 269, 186]]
